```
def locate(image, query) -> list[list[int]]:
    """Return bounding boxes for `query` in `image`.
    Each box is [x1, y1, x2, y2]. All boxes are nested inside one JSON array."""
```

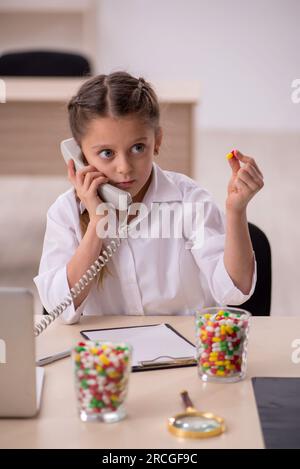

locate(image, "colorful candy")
[[72, 341, 131, 418], [226, 149, 237, 160], [195, 309, 250, 381]]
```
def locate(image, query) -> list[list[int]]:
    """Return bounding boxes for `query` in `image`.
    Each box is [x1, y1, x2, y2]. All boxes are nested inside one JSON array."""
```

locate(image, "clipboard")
[[80, 323, 197, 372]]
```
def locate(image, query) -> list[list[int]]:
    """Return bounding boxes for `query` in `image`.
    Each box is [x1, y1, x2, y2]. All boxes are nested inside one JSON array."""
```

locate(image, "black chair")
[[229, 222, 272, 316], [0, 50, 91, 77]]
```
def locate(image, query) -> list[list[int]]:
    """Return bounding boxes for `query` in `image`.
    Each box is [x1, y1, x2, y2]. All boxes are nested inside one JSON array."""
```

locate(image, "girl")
[[34, 71, 264, 324]]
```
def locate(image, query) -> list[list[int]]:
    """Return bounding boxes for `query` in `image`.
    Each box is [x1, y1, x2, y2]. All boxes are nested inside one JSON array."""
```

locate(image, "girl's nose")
[[116, 153, 133, 175]]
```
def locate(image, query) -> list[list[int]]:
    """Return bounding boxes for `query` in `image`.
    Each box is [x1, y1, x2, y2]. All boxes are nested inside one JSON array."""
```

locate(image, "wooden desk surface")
[[1, 315, 300, 449]]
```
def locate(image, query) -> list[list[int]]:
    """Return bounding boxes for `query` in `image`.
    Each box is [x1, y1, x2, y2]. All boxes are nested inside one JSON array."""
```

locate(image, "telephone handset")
[[34, 139, 132, 337], [61, 138, 132, 210]]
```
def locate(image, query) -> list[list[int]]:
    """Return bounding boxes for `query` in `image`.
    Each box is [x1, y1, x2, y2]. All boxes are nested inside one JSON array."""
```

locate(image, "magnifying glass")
[[168, 390, 226, 439]]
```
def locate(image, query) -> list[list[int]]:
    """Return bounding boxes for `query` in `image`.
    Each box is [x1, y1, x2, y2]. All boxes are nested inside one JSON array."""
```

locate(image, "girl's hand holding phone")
[[67, 159, 109, 222]]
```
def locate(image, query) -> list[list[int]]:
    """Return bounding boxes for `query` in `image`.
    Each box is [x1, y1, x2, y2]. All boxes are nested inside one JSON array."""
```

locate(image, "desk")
[[1, 315, 300, 449]]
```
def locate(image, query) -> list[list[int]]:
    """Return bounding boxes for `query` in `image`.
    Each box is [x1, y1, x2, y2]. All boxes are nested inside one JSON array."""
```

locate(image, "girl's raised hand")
[[226, 149, 264, 213]]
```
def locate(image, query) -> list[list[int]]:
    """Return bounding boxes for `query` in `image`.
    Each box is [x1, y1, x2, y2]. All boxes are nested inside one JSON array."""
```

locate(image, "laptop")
[[0, 287, 44, 417]]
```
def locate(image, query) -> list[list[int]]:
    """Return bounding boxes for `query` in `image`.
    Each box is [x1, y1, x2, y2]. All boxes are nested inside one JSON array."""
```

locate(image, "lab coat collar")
[[78, 161, 183, 215], [146, 162, 183, 204]]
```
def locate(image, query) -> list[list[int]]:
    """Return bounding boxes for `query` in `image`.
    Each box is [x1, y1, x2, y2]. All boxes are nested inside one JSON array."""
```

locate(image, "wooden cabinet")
[[0, 78, 199, 177]]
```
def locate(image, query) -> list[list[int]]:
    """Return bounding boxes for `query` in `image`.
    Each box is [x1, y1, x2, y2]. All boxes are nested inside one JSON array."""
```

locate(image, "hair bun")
[[138, 77, 146, 90]]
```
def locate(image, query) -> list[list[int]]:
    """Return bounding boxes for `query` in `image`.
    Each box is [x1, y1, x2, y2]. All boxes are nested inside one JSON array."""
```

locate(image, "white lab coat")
[[33, 162, 256, 324]]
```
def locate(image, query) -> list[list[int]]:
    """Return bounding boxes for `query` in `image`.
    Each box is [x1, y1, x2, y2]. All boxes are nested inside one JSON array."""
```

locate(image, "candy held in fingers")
[[226, 149, 237, 160]]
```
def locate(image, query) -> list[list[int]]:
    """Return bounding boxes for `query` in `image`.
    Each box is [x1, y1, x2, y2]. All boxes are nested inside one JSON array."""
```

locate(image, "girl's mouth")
[[116, 180, 136, 188]]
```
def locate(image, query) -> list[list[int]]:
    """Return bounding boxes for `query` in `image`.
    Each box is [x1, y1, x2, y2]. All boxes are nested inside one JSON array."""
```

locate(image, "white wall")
[[96, 0, 300, 130], [95, 0, 300, 316]]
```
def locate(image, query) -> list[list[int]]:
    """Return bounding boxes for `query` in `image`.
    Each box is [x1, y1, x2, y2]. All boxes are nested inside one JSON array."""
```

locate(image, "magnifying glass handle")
[[180, 390, 194, 410]]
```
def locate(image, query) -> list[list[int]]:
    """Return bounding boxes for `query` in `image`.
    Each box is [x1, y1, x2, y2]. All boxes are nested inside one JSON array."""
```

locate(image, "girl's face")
[[80, 115, 162, 203]]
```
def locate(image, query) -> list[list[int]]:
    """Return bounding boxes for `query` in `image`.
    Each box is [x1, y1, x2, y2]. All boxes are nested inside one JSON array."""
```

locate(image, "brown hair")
[[67, 71, 161, 287]]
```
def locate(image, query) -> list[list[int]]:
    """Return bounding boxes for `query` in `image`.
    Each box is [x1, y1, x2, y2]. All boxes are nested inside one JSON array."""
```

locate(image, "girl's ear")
[[80, 144, 89, 165], [154, 126, 163, 155]]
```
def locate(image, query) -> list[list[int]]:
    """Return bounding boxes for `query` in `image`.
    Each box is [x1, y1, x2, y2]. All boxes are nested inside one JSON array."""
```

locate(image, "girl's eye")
[[98, 149, 114, 159], [98, 143, 145, 159], [132, 143, 145, 154]]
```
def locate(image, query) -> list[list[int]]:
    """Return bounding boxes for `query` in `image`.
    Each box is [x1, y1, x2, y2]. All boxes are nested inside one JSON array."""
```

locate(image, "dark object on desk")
[[229, 222, 272, 316], [0, 50, 91, 77], [252, 377, 300, 449]]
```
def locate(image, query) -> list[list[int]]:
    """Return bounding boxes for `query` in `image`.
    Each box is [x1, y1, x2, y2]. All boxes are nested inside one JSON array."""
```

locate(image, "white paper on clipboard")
[[80, 323, 196, 368]]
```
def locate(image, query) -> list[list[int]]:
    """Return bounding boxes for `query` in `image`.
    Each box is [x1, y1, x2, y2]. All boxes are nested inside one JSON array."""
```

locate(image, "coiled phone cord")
[[34, 237, 122, 337]]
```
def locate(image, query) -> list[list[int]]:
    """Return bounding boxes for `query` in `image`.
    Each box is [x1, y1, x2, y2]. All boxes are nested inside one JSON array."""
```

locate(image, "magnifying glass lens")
[[173, 414, 221, 433]]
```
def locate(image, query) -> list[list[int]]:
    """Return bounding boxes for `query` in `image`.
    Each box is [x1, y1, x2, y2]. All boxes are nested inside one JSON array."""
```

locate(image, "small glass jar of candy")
[[72, 340, 132, 422], [195, 307, 251, 383]]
